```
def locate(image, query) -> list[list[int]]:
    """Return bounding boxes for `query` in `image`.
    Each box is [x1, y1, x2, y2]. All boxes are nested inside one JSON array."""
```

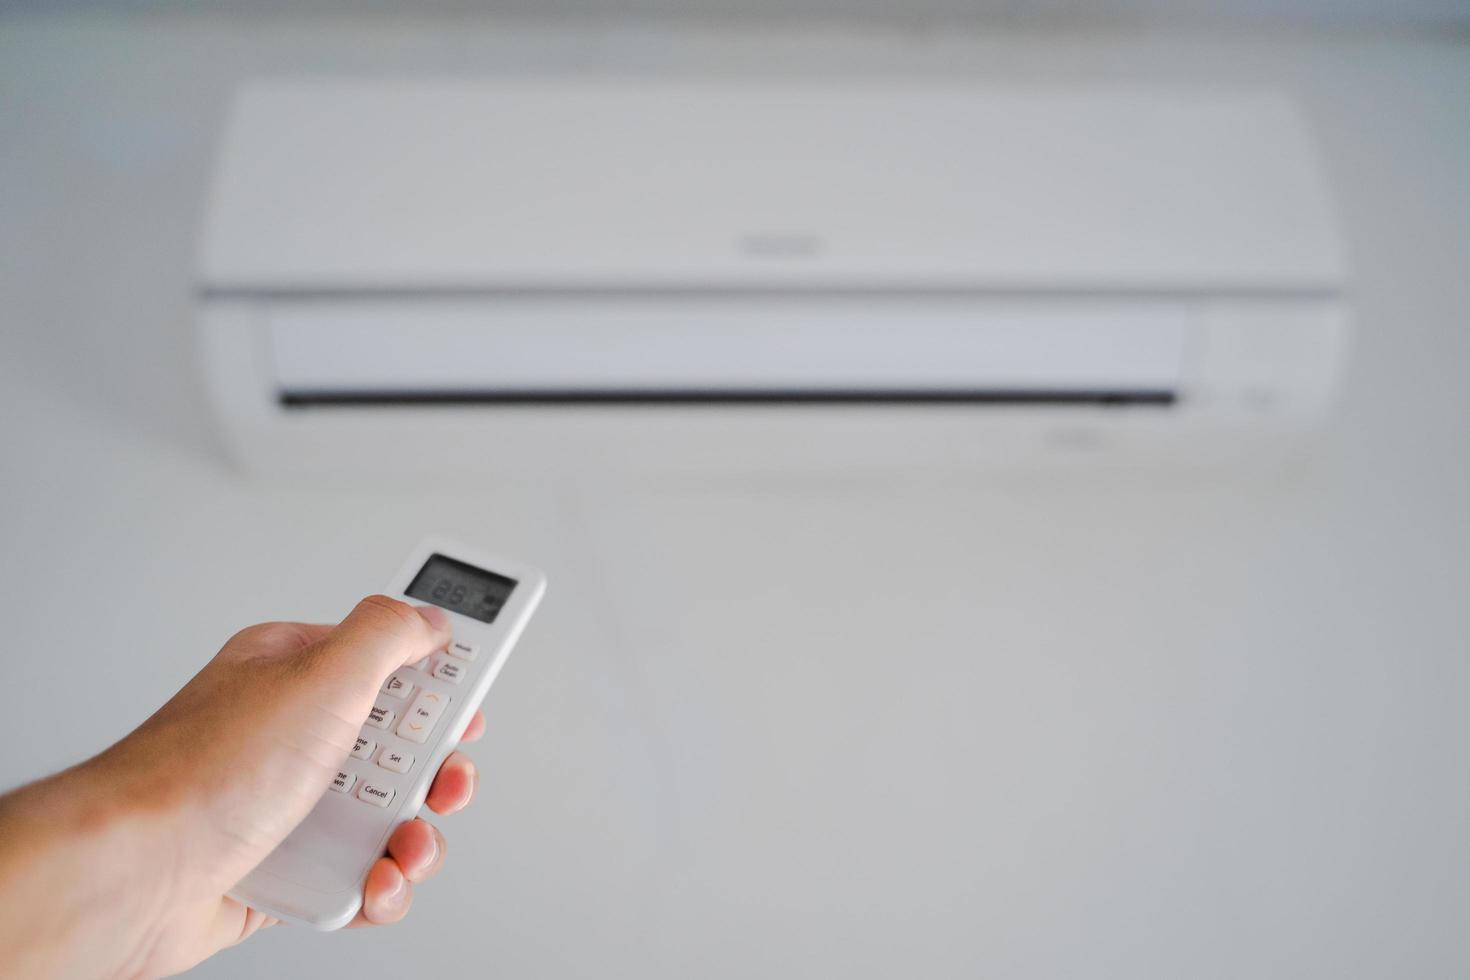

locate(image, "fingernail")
[[386, 870, 409, 908], [414, 605, 449, 631], [421, 834, 440, 874], [461, 761, 479, 812]]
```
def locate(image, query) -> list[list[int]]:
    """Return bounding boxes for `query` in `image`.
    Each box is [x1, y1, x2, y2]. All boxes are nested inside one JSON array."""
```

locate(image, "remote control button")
[[382, 674, 412, 700], [357, 782, 394, 807], [351, 736, 376, 760], [365, 705, 394, 729], [329, 770, 356, 793], [447, 639, 479, 661], [378, 749, 414, 774], [397, 690, 450, 744], [432, 660, 465, 685]]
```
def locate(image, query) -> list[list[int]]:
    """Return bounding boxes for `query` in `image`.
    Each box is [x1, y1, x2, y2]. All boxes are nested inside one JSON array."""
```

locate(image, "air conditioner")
[[198, 79, 1347, 477]]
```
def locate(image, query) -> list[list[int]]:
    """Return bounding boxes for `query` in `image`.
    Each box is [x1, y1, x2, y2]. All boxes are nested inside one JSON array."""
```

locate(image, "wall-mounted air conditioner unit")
[[198, 79, 1347, 477]]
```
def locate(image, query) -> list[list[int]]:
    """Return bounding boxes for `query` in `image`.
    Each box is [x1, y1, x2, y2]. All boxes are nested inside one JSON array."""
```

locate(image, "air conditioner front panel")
[[266, 297, 1189, 403], [200, 293, 1343, 476]]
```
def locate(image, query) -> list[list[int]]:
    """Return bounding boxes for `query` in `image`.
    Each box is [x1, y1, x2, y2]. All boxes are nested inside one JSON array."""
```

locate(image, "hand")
[[0, 596, 485, 978]]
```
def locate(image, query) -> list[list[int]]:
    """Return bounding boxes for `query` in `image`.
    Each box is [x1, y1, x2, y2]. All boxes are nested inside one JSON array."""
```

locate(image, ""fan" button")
[[397, 690, 450, 744]]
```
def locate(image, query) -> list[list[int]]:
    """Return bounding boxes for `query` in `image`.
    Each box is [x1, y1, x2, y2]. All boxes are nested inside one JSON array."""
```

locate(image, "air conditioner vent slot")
[[277, 388, 1178, 408]]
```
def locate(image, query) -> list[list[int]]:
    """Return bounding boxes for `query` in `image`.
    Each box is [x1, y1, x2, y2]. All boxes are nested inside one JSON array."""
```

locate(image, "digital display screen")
[[405, 554, 517, 623]]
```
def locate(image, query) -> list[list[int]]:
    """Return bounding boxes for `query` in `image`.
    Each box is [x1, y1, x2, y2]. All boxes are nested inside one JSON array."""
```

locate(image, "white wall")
[[12, 1, 1470, 28], [2, 12, 1469, 979]]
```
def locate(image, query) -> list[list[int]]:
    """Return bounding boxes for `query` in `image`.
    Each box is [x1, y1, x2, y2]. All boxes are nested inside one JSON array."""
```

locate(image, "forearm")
[[0, 758, 181, 979]]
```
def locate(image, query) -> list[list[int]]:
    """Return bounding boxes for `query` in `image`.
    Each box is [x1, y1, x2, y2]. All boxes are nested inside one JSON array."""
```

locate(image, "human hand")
[[0, 596, 487, 978]]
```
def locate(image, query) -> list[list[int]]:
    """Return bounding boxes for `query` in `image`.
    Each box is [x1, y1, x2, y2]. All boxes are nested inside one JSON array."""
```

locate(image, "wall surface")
[[1, 12, 1469, 979]]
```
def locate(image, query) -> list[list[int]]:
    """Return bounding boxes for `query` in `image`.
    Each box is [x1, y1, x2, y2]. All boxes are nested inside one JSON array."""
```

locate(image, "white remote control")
[[229, 536, 546, 930]]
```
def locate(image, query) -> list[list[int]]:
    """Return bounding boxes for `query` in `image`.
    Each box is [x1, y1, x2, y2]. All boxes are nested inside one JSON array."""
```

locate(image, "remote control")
[[229, 536, 546, 930]]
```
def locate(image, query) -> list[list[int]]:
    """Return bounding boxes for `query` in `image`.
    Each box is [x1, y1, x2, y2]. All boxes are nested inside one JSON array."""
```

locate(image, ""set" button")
[[378, 749, 414, 774]]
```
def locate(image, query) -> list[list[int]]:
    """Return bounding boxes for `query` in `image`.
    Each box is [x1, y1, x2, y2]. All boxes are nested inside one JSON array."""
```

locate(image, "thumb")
[[313, 595, 452, 682]]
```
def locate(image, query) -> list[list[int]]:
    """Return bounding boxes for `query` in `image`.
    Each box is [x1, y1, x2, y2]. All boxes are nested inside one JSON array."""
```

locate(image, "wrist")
[[0, 758, 183, 978]]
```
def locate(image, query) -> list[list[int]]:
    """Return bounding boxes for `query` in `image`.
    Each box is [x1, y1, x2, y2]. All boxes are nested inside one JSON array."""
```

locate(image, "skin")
[[0, 596, 488, 978]]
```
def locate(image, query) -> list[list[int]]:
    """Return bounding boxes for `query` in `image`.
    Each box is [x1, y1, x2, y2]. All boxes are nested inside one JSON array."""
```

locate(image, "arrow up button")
[[397, 689, 451, 744]]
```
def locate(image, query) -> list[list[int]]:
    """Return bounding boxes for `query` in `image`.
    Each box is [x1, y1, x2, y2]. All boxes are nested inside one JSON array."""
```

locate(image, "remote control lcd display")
[[405, 554, 517, 623]]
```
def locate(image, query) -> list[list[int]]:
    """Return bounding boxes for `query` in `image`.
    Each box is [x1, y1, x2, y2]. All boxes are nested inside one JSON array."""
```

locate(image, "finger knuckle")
[[353, 594, 423, 636], [227, 621, 293, 648]]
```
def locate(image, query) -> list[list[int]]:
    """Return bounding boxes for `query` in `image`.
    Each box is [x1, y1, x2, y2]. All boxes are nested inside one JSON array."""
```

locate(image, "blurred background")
[[3, 2, 1470, 977]]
